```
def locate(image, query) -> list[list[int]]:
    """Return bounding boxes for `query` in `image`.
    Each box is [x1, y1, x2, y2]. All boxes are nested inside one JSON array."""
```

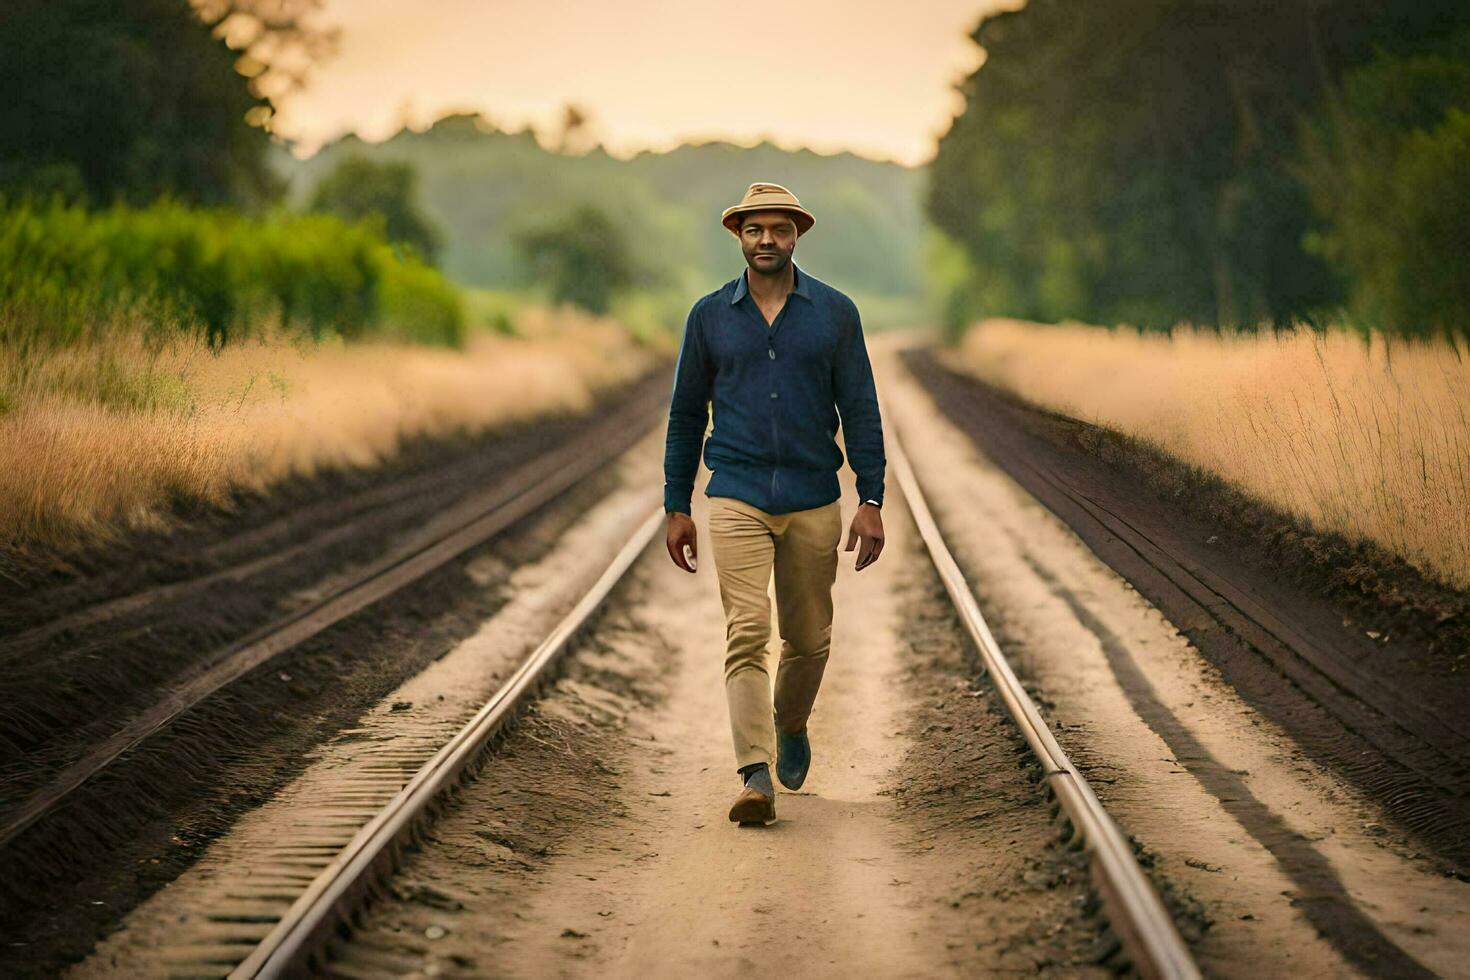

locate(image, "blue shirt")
[[662, 263, 886, 516]]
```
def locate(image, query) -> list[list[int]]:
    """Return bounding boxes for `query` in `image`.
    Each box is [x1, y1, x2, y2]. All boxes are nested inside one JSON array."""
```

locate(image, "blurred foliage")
[[923, 228, 982, 344], [928, 0, 1470, 339], [275, 114, 925, 313], [1296, 34, 1470, 336], [609, 289, 691, 349], [511, 203, 642, 315], [0, 0, 327, 208], [461, 287, 522, 337], [307, 154, 444, 265], [190, 0, 336, 106], [0, 198, 464, 351]]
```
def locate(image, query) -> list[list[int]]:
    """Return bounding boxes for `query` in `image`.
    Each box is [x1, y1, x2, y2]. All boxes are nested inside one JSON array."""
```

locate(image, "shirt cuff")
[[663, 486, 693, 515]]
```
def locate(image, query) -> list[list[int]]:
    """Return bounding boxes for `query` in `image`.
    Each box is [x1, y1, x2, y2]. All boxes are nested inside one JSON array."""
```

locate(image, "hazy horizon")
[[278, 109, 938, 168], [267, 0, 1019, 167]]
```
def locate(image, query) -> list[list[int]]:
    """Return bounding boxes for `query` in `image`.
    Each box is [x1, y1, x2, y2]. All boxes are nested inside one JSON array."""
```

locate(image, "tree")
[[554, 102, 596, 155], [308, 155, 444, 264], [191, 0, 336, 110], [0, 0, 331, 207], [512, 204, 638, 315], [1296, 37, 1470, 337], [925, 0, 1470, 334]]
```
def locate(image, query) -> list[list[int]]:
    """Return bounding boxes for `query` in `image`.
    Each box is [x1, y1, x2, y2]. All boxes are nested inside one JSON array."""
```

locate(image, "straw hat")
[[720, 182, 816, 236]]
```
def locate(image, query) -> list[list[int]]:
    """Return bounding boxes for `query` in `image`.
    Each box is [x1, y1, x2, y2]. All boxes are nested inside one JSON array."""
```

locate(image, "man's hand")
[[844, 503, 884, 571], [666, 511, 698, 573]]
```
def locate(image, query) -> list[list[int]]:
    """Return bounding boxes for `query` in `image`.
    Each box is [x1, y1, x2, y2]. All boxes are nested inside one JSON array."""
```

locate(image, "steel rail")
[[208, 385, 1193, 978], [1, 371, 671, 661], [887, 401, 1201, 980], [230, 505, 665, 978], [0, 388, 664, 852]]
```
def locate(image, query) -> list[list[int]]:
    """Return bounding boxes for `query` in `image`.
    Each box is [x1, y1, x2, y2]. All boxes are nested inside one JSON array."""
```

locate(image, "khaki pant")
[[706, 494, 843, 770]]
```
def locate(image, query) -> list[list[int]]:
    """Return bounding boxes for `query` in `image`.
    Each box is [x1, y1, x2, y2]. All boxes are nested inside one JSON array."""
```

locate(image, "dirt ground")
[[903, 342, 1470, 875], [321, 460, 1105, 979], [2, 374, 665, 978], [71, 428, 673, 978], [46, 328, 1470, 979], [875, 330, 1469, 978]]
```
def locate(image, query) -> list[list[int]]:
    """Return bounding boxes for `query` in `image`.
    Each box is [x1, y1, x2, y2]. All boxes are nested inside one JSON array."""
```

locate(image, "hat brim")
[[721, 204, 815, 236]]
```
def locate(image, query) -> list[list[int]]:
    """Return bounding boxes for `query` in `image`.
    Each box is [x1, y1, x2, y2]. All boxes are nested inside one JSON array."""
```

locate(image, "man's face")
[[739, 210, 798, 276]]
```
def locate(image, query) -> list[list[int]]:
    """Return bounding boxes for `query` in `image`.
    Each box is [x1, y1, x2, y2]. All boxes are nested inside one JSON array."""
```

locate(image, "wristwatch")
[[862, 498, 882, 509]]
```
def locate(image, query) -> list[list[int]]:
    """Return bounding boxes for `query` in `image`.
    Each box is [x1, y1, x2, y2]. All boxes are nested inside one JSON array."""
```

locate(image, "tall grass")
[[0, 305, 671, 561], [944, 319, 1470, 590], [0, 198, 464, 352]]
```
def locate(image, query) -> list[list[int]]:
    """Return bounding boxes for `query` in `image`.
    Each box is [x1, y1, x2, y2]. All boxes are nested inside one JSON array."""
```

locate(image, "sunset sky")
[[269, 0, 1017, 166]]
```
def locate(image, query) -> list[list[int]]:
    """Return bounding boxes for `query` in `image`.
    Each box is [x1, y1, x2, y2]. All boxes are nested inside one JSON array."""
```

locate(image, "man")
[[662, 181, 887, 827]]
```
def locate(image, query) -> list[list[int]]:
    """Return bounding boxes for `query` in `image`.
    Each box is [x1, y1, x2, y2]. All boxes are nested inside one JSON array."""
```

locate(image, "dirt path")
[[901, 342, 1470, 874], [328, 452, 1103, 978], [876, 329, 1470, 978], [64, 325, 1464, 979], [0, 370, 671, 978], [71, 428, 669, 978]]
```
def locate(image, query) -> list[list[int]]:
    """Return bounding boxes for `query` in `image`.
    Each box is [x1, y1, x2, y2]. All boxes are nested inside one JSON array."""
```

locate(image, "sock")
[[739, 762, 774, 797]]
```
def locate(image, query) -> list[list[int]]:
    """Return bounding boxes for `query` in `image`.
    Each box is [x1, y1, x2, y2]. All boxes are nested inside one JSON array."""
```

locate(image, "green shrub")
[[0, 198, 464, 350]]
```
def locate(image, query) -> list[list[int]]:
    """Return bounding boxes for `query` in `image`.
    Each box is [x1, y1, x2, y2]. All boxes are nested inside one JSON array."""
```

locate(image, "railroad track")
[[163, 411, 1202, 980], [0, 379, 668, 859], [0, 371, 673, 831], [899, 347, 1470, 872], [888, 404, 1198, 980], [0, 373, 671, 656]]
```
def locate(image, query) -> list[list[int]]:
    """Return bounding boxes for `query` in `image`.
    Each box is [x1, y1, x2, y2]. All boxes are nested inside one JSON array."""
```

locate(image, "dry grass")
[[0, 305, 671, 558], [942, 318, 1470, 590]]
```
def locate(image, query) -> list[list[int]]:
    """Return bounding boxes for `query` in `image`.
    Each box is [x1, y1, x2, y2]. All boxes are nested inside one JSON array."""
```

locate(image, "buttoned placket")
[[736, 290, 792, 509]]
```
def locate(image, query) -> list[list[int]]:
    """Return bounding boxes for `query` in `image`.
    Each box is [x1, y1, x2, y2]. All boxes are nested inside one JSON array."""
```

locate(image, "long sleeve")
[[663, 302, 713, 515], [832, 298, 886, 507]]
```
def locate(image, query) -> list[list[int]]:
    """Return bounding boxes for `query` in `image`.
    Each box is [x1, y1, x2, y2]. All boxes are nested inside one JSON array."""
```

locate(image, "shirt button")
[[770, 391, 778, 399], [768, 349, 776, 359]]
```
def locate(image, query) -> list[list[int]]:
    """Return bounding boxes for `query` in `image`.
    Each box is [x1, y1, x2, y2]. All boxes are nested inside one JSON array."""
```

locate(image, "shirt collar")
[[730, 262, 811, 306]]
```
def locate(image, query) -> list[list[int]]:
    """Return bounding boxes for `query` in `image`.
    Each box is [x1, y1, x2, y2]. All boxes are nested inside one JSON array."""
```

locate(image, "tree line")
[[0, 0, 471, 347], [927, 0, 1470, 340]]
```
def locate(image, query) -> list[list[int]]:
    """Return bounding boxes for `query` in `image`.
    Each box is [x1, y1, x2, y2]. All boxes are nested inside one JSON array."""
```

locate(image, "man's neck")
[[746, 264, 795, 305]]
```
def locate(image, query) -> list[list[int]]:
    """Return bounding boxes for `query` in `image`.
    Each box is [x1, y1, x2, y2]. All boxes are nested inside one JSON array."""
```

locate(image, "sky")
[[268, 0, 1018, 166]]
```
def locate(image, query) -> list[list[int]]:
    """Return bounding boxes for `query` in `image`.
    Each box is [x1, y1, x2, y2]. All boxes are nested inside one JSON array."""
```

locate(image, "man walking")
[[662, 181, 887, 826]]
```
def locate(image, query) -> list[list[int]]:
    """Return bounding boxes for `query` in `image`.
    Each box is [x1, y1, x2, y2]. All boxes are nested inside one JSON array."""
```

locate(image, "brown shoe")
[[728, 785, 776, 825]]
